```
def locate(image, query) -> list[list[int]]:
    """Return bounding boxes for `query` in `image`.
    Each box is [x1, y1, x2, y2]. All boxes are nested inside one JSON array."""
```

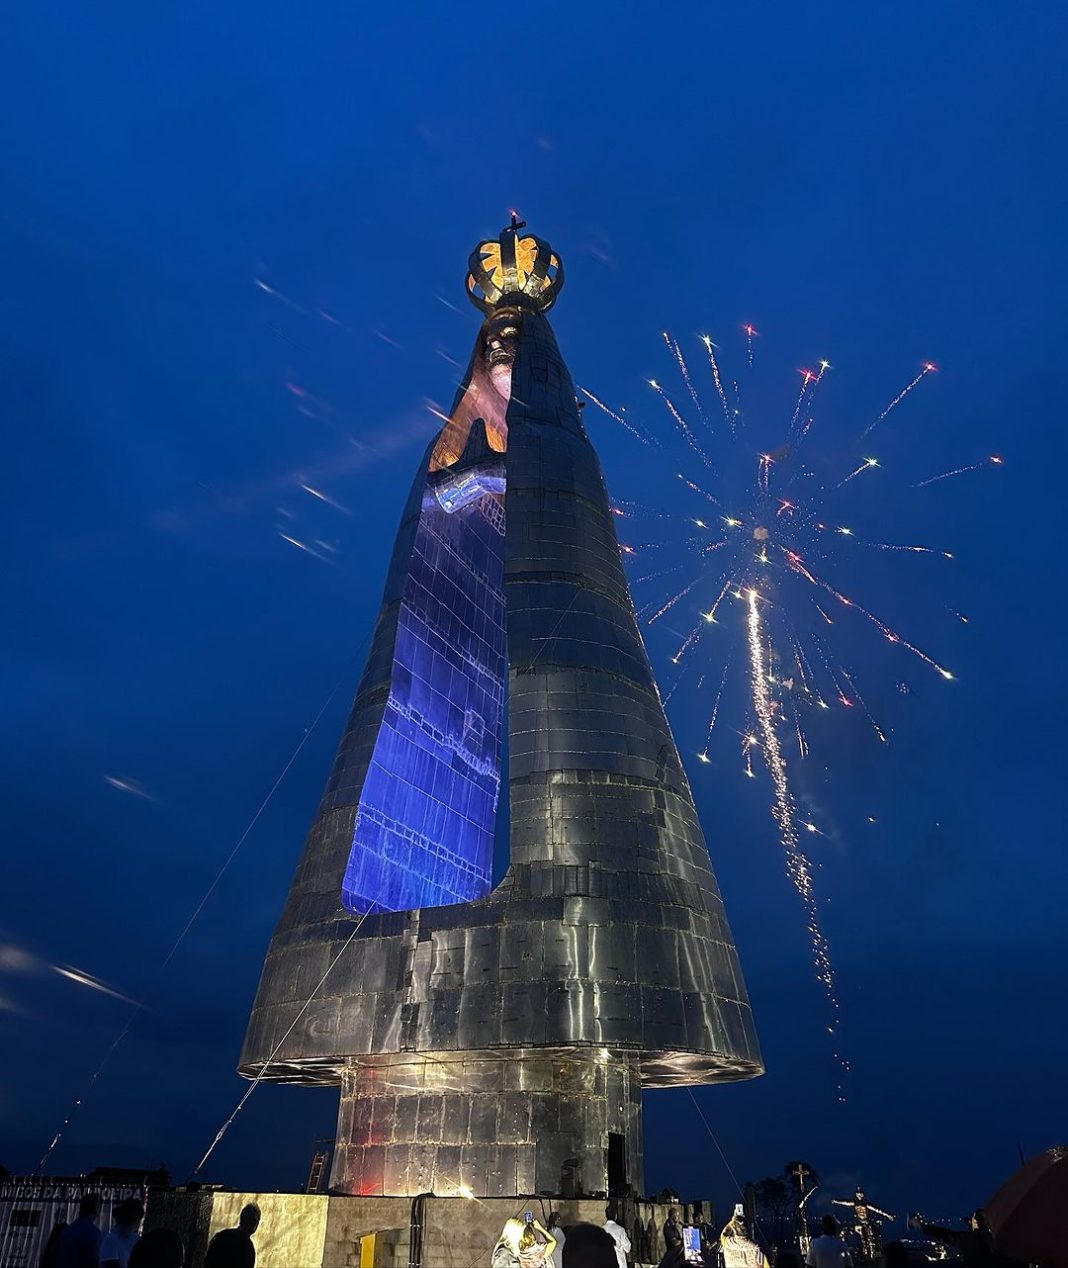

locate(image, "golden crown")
[[466, 216, 564, 314]]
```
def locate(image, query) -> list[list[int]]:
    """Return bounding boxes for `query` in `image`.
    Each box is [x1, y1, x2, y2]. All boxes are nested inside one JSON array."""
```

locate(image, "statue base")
[[146, 1190, 717, 1268]]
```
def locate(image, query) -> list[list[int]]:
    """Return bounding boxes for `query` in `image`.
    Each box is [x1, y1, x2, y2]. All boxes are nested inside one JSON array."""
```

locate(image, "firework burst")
[[587, 329, 1000, 1099]]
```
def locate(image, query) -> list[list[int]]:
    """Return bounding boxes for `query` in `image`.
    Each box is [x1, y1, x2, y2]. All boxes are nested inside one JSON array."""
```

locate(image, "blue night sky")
[[2, 0, 1066, 1224]]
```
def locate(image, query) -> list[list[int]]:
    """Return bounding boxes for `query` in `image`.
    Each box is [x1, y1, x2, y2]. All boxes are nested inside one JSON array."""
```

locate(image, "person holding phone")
[[719, 1215, 768, 1268], [493, 1215, 557, 1268]]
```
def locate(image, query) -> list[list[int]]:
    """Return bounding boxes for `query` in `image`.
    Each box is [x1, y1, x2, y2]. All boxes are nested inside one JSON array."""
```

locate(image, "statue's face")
[[482, 308, 522, 398]]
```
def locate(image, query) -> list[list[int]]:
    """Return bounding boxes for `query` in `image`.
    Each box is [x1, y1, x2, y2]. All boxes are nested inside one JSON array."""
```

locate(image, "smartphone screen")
[[525, 1212, 534, 1224], [683, 1226, 702, 1265]]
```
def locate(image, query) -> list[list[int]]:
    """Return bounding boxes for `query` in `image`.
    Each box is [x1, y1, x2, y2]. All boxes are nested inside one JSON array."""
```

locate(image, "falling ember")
[[663, 331, 705, 423], [791, 369, 815, 431], [580, 387, 655, 446], [648, 573, 707, 625], [742, 323, 758, 369], [678, 473, 722, 509], [837, 457, 879, 488], [701, 336, 733, 428], [649, 380, 714, 468], [704, 654, 732, 749], [914, 455, 1004, 488], [758, 453, 773, 492], [863, 362, 936, 436]]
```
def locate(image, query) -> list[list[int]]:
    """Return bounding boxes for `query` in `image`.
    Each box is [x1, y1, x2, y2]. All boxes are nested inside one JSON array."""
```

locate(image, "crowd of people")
[[35, 1192, 1023, 1268], [38, 1196, 260, 1268], [491, 1205, 772, 1268], [491, 1203, 1026, 1268]]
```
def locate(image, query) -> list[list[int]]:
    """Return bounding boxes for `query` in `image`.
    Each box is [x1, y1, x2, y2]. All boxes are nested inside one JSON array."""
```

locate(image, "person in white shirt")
[[99, 1200, 144, 1268], [807, 1216, 853, 1268], [603, 1205, 631, 1268]]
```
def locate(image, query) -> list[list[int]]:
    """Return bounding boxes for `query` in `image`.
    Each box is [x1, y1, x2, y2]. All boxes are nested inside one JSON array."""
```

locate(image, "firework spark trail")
[[702, 574, 738, 625], [663, 332, 706, 423], [791, 370, 815, 431], [743, 324, 757, 369], [634, 560, 691, 585], [784, 549, 954, 679], [758, 453, 773, 492], [649, 381, 716, 468], [789, 635, 816, 696], [746, 589, 844, 1084], [678, 474, 722, 509], [702, 653, 733, 754], [648, 573, 709, 625], [864, 541, 954, 559], [863, 363, 936, 436], [788, 693, 811, 758], [701, 336, 734, 428], [579, 387, 656, 446], [670, 624, 704, 666], [614, 500, 680, 520], [838, 667, 888, 743], [837, 457, 879, 488], [914, 455, 1003, 488]]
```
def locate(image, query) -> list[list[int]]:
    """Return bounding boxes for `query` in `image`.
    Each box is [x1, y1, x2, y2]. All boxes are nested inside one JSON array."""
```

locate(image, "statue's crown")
[[466, 215, 563, 313]]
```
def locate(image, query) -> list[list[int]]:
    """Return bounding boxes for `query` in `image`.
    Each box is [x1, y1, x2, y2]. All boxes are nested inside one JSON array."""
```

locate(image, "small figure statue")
[[831, 1189, 893, 1261]]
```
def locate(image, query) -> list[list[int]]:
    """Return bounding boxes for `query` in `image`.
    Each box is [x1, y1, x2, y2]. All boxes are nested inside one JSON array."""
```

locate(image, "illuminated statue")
[[240, 219, 762, 1198], [831, 1189, 893, 1260]]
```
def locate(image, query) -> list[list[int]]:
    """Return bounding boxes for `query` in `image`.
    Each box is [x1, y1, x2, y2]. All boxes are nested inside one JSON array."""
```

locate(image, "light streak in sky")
[[663, 331, 705, 422], [103, 775, 155, 801], [914, 454, 1003, 488], [649, 380, 714, 468], [863, 362, 937, 435], [300, 484, 350, 514], [791, 368, 816, 431], [52, 965, 138, 1006], [743, 324, 758, 369], [837, 456, 880, 487], [701, 336, 734, 428], [579, 387, 656, 446], [278, 532, 333, 562]]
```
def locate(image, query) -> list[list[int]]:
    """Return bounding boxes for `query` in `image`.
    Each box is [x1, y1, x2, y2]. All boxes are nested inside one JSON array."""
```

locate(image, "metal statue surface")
[[239, 221, 763, 1198]]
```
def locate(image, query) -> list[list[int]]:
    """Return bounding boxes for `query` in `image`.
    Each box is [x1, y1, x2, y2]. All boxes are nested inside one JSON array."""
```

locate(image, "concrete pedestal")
[[146, 1191, 717, 1268]]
